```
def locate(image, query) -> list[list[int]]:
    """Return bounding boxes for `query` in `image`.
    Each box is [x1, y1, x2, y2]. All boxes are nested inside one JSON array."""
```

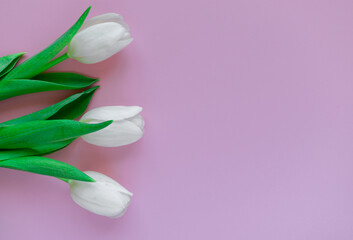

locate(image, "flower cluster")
[[0, 7, 142, 218]]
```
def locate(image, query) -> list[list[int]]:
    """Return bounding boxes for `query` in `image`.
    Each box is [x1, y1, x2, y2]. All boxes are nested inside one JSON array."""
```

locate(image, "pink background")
[[1, 0, 353, 239]]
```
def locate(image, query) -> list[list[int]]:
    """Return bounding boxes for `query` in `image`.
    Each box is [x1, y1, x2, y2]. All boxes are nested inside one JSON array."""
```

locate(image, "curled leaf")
[[0, 52, 26, 78]]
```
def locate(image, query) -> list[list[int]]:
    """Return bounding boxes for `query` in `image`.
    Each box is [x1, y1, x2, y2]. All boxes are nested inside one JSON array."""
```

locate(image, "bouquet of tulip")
[[0, 7, 143, 218]]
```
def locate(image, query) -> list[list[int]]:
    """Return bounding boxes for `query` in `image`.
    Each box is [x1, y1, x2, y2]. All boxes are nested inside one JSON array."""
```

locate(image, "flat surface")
[[1, 0, 353, 239]]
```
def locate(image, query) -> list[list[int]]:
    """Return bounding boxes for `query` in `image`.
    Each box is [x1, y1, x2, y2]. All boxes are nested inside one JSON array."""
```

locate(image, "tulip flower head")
[[69, 171, 133, 218], [80, 106, 144, 147], [67, 13, 133, 64]]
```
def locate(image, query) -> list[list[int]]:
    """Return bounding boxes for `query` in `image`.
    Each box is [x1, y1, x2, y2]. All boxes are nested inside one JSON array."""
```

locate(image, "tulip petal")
[[81, 106, 142, 122], [68, 22, 131, 64], [128, 114, 145, 131], [81, 119, 143, 147], [114, 37, 134, 53], [70, 171, 132, 218], [82, 171, 133, 196], [80, 13, 130, 31]]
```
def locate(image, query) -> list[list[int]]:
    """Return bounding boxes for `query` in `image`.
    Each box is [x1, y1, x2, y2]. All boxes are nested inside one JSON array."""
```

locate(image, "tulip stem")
[[40, 53, 69, 73]]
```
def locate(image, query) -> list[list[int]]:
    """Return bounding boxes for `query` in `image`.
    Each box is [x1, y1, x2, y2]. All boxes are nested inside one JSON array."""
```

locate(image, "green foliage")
[[0, 7, 109, 182], [3, 7, 91, 80], [0, 73, 98, 100], [0, 52, 26, 78], [0, 156, 95, 182], [0, 140, 73, 161], [0, 119, 112, 149], [0, 87, 99, 127]]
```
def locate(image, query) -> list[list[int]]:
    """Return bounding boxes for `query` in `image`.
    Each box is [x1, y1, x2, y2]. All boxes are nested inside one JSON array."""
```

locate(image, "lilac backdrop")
[[1, 0, 353, 239]]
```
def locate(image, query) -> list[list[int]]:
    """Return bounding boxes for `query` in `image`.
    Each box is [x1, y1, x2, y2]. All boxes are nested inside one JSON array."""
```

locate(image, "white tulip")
[[69, 171, 133, 218], [67, 13, 133, 64], [80, 106, 144, 147]]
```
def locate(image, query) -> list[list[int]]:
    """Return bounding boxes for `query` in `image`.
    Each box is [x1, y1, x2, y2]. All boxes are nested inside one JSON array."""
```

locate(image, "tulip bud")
[[69, 171, 133, 218], [80, 106, 144, 147], [67, 13, 133, 64]]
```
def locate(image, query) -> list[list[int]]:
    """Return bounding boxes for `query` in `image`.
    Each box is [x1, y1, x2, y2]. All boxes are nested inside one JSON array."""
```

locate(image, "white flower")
[[67, 13, 133, 64], [80, 106, 144, 147], [69, 171, 133, 218]]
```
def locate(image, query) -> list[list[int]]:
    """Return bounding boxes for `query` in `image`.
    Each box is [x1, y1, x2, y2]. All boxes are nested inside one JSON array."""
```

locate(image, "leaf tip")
[[89, 85, 100, 91], [87, 177, 96, 182], [82, 86, 100, 95], [81, 173, 96, 182], [84, 6, 92, 15], [106, 120, 114, 125], [97, 120, 114, 130]]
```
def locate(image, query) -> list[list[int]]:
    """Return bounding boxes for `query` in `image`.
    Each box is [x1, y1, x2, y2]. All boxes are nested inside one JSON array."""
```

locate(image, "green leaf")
[[3, 7, 91, 80], [0, 139, 74, 161], [0, 88, 96, 123], [0, 149, 39, 160], [0, 156, 94, 181], [48, 87, 97, 120], [0, 119, 112, 149], [0, 87, 99, 127], [30, 139, 74, 154], [0, 87, 99, 158], [34, 72, 98, 87], [0, 52, 26, 78], [0, 74, 98, 100]]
